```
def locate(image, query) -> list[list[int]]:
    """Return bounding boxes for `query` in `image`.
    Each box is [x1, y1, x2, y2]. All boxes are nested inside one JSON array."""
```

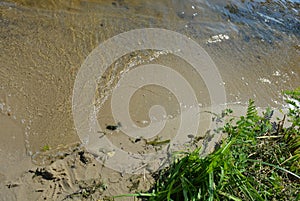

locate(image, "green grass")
[[115, 88, 300, 201]]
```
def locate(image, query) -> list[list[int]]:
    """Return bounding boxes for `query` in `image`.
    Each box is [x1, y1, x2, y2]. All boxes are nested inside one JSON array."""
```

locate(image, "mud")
[[0, 0, 299, 200]]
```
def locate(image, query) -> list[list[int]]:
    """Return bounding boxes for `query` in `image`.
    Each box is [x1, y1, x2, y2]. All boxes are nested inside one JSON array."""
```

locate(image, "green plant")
[[42, 145, 50, 152], [115, 89, 300, 201], [281, 88, 300, 174]]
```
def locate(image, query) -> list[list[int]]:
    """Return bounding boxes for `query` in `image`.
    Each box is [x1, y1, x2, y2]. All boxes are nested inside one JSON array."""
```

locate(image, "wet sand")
[[0, 0, 299, 200]]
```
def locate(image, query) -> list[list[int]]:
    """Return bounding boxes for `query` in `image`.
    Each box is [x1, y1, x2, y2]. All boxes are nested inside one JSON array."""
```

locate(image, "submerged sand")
[[0, 0, 299, 200]]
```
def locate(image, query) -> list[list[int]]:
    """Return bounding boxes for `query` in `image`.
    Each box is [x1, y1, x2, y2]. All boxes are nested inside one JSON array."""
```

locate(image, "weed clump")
[[120, 88, 300, 201]]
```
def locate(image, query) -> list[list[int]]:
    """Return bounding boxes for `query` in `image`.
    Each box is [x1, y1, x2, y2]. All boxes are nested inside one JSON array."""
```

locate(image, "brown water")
[[0, 0, 299, 179]]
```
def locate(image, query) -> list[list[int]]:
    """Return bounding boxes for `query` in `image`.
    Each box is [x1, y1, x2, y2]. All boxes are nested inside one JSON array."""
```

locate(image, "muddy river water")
[[0, 0, 299, 180]]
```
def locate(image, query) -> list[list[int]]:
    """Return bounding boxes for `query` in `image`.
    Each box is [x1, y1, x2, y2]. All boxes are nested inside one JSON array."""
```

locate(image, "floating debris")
[[207, 34, 230, 44], [106, 122, 122, 131], [259, 77, 271, 84], [272, 70, 281, 76]]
